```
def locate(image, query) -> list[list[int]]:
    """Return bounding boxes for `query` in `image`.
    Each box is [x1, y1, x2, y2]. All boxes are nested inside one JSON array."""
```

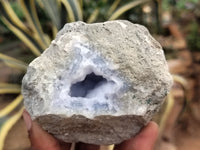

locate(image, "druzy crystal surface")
[[22, 20, 173, 144]]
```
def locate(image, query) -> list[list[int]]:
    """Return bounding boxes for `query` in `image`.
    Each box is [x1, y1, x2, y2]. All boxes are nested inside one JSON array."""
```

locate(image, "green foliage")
[[187, 22, 200, 51], [176, 0, 199, 9], [0, 0, 150, 56], [162, 0, 199, 10], [10, 1, 24, 20], [0, 17, 9, 34]]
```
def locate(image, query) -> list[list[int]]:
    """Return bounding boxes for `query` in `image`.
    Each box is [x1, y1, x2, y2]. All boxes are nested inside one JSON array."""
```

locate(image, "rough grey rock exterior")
[[22, 20, 173, 145]]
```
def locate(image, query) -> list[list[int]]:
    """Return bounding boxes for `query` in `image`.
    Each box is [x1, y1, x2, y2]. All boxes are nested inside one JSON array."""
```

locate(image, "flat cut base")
[[36, 114, 146, 145]]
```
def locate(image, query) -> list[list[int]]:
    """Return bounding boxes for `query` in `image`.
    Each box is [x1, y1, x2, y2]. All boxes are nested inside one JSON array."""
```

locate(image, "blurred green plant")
[[187, 22, 200, 51], [0, 0, 150, 149], [162, 0, 199, 10]]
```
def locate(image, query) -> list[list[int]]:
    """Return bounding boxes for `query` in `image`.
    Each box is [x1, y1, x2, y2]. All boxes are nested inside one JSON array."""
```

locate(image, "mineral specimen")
[[22, 20, 173, 145]]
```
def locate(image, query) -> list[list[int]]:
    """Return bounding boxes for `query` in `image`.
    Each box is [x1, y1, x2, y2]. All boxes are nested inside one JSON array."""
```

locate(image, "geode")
[[22, 20, 172, 145]]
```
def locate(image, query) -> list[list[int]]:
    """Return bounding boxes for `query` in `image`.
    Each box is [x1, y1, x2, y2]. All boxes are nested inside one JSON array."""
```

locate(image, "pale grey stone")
[[22, 20, 173, 145]]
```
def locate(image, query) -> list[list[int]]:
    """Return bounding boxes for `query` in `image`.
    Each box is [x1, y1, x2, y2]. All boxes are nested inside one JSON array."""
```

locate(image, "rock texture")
[[22, 20, 173, 145]]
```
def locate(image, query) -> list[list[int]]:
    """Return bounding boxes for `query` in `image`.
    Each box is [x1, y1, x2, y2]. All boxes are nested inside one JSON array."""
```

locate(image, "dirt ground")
[[174, 118, 200, 150], [3, 118, 30, 150]]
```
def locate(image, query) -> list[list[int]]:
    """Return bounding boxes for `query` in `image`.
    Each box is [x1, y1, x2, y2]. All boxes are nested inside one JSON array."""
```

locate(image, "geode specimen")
[[22, 20, 172, 145]]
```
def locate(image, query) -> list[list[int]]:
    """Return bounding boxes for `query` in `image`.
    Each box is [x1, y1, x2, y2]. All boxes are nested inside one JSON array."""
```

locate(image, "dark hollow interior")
[[69, 73, 107, 98]]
